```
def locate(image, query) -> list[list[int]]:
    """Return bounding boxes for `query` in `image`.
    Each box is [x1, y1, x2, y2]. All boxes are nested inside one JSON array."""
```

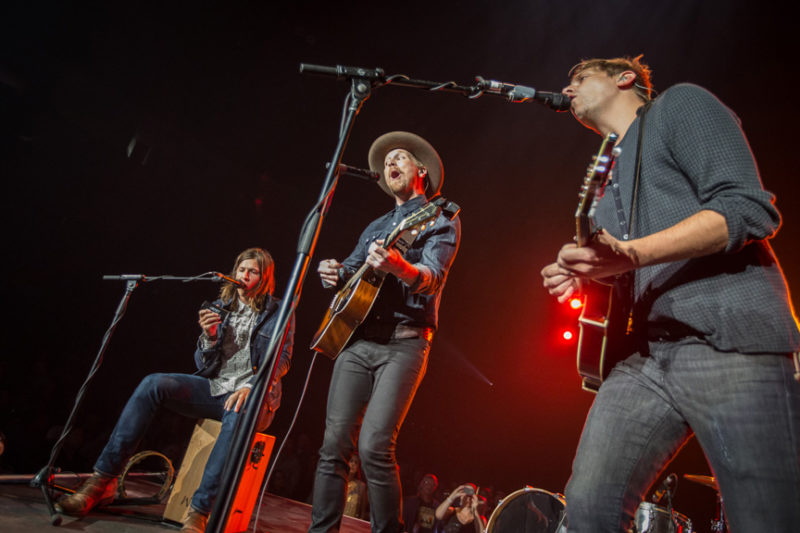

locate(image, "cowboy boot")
[[55, 472, 117, 517], [181, 509, 209, 533]]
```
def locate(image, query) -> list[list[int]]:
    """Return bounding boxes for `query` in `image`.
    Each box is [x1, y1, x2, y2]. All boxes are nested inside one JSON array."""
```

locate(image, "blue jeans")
[[94, 373, 241, 514], [309, 337, 431, 533], [565, 339, 800, 532]]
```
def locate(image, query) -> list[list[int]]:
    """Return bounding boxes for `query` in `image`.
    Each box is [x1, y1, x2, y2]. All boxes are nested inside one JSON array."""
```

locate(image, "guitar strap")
[[628, 100, 653, 240], [611, 99, 653, 336]]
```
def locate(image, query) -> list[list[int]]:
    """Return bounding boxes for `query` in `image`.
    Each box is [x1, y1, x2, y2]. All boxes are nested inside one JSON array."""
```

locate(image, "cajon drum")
[[163, 418, 275, 532]]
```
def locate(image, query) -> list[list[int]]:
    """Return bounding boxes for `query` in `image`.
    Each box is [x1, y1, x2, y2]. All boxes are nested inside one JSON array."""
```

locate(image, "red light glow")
[[562, 330, 574, 341], [569, 298, 582, 310]]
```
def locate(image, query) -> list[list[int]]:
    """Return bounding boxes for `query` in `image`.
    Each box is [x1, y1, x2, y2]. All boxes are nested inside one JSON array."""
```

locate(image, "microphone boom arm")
[[298, 63, 570, 110]]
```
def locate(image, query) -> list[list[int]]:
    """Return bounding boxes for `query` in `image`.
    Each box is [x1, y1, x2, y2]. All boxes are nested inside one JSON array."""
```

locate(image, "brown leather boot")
[[55, 472, 117, 517], [181, 509, 209, 533]]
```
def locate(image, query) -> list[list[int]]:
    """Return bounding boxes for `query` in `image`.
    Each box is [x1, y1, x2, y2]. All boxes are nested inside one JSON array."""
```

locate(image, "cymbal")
[[684, 474, 718, 490]]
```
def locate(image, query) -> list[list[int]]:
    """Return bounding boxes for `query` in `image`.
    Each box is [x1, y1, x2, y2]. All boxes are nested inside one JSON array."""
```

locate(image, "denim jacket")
[[193, 295, 294, 413], [338, 195, 461, 330]]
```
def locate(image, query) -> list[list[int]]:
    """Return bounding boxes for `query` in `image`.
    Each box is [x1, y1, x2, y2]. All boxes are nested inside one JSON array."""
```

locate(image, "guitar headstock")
[[385, 199, 446, 251], [574, 132, 620, 247], [397, 202, 441, 234]]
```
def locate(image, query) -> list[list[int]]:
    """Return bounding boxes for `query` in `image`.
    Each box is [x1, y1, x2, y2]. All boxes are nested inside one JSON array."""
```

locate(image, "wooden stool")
[[163, 418, 275, 532]]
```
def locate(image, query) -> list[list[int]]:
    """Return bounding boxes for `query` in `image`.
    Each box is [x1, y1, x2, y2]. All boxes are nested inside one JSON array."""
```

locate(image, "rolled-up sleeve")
[[409, 214, 461, 295], [661, 84, 781, 253]]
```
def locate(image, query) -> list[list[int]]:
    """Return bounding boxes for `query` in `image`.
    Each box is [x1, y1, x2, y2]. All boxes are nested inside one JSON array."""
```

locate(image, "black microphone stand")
[[711, 491, 726, 533], [205, 66, 378, 533], [662, 474, 679, 532], [24, 272, 228, 526], [206, 63, 564, 532]]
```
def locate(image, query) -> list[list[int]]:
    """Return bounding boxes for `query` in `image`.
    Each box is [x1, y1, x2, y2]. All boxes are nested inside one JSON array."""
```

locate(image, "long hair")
[[219, 247, 275, 312]]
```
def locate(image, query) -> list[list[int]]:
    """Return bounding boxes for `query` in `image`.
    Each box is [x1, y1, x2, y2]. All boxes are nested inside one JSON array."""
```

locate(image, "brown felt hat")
[[367, 131, 443, 197]]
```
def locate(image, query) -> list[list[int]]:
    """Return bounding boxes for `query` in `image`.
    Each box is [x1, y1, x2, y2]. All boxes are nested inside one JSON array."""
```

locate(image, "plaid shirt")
[[594, 83, 799, 354]]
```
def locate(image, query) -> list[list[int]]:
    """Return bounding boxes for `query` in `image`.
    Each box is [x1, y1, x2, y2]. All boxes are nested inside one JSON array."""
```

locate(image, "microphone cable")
[[250, 350, 320, 532]]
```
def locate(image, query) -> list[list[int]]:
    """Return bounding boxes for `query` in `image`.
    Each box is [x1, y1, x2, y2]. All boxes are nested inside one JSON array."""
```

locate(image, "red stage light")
[[562, 330, 574, 341], [569, 298, 582, 310]]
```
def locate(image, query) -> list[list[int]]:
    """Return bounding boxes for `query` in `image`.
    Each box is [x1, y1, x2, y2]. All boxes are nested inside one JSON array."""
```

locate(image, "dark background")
[[1, 1, 797, 529]]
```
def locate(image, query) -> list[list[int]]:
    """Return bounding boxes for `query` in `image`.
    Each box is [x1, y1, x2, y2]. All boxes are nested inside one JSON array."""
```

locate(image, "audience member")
[[435, 483, 487, 533], [343, 454, 369, 520], [402, 473, 440, 532]]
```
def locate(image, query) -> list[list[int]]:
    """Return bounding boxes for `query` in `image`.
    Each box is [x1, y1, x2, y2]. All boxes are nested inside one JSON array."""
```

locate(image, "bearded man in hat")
[[308, 131, 461, 533]]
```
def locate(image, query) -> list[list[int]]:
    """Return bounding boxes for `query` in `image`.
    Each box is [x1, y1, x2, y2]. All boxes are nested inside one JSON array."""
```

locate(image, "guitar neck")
[[346, 260, 383, 288], [340, 200, 444, 291], [574, 132, 619, 248], [575, 216, 592, 248], [341, 227, 406, 291]]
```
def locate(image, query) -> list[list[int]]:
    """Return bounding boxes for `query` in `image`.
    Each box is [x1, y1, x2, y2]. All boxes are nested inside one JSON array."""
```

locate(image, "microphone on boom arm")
[[475, 76, 572, 111], [214, 272, 246, 288]]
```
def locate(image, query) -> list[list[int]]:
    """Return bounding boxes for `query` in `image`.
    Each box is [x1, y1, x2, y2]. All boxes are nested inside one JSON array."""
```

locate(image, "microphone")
[[299, 63, 385, 81], [326, 163, 380, 182], [102, 274, 147, 281], [475, 76, 572, 111], [651, 473, 678, 503], [214, 272, 247, 289]]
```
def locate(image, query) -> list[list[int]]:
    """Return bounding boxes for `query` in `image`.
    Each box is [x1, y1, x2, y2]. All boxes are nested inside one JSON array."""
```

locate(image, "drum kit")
[[484, 487, 567, 533], [483, 473, 724, 533], [682, 474, 725, 533]]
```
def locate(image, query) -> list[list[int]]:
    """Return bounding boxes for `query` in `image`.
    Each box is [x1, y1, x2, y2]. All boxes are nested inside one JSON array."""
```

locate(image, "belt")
[[393, 324, 434, 341], [361, 322, 434, 342], [646, 323, 703, 342]]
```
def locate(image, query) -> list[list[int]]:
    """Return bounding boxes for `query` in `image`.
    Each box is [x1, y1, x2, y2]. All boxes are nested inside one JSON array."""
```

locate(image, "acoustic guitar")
[[311, 196, 455, 359]]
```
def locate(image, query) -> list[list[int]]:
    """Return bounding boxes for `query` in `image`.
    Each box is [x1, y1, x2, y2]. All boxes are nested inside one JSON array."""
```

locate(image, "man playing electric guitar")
[[308, 131, 461, 533], [540, 55, 800, 532]]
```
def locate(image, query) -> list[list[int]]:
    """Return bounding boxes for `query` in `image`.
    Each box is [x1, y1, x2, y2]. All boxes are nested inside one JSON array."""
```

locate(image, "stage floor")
[[0, 473, 370, 533]]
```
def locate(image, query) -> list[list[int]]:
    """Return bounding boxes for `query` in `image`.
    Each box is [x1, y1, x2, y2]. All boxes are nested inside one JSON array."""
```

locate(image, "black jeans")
[[309, 337, 431, 533]]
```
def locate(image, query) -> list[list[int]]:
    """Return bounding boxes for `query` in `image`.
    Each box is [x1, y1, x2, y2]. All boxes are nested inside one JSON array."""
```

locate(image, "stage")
[[0, 473, 370, 533]]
